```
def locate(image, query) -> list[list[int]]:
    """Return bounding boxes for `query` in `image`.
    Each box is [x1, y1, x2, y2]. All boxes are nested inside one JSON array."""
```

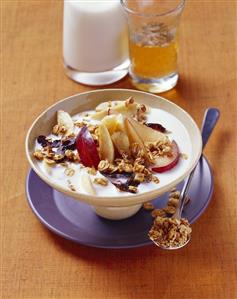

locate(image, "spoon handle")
[[201, 108, 220, 149], [177, 108, 220, 218]]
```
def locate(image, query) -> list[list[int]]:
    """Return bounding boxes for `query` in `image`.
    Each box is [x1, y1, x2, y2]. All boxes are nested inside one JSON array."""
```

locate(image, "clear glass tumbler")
[[121, 0, 185, 93]]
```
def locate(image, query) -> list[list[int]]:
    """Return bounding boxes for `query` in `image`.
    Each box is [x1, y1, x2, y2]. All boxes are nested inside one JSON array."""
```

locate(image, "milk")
[[63, 0, 128, 72]]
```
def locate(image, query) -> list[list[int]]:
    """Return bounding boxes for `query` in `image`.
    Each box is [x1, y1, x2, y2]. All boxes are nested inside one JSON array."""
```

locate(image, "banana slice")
[[127, 117, 167, 143], [57, 110, 74, 136], [95, 101, 123, 112], [80, 170, 96, 195], [111, 131, 130, 155], [102, 114, 125, 134], [91, 101, 139, 120], [102, 115, 119, 134], [98, 124, 115, 162]]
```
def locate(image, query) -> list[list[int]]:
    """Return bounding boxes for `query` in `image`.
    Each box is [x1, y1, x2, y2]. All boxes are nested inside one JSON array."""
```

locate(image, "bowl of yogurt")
[[25, 89, 202, 220]]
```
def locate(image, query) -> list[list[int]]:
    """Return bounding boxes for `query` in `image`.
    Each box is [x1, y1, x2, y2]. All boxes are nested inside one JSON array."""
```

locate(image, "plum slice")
[[151, 141, 180, 173], [76, 126, 100, 168], [146, 123, 167, 133]]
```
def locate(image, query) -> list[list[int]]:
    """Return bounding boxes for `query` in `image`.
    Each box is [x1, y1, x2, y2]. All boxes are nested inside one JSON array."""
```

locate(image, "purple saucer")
[[25, 156, 213, 249]]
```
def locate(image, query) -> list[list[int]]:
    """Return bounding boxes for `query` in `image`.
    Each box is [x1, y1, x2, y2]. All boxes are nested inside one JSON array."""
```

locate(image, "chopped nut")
[[133, 163, 145, 173], [64, 168, 75, 177], [58, 125, 67, 135], [138, 104, 146, 113], [87, 167, 97, 175], [147, 151, 155, 162], [134, 173, 145, 182], [74, 121, 88, 128], [151, 209, 167, 218], [162, 145, 171, 153], [67, 133, 75, 138], [180, 153, 188, 160], [98, 160, 110, 172], [33, 150, 44, 160], [125, 96, 134, 107], [167, 197, 179, 207], [118, 160, 133, 173], [45, 151, 55, 158], [54, 154, 64, 161], [65, 150, 79, 162], [143, 202, 154, 210], [72, 152, 80, 162], [163, 205, 176, 215], [94, 177, 108, 186], [65, 149, 74, 158], [128, 185, 137, 193], [131, 143, 141, 157], [136, 104, 147, 122], [60, 162, 68, 167], [152, 175, 160, 184], [169, 191, 180, 199]]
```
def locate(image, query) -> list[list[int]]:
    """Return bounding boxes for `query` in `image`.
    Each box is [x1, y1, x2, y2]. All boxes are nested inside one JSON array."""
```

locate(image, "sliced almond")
[[127, 117, 167, 143], [111, 131, 130, 155], [57, 110, 74, 136], [80, 170, 96, 195], [98, 124, 115, 162]]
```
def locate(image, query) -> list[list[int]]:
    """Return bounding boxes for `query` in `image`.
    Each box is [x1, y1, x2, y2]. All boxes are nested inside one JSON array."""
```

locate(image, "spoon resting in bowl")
[[149, 107, 220, 250]]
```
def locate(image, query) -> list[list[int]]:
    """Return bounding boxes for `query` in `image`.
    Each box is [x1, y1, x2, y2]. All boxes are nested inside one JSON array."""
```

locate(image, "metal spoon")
[[150, 108, 220, 250]]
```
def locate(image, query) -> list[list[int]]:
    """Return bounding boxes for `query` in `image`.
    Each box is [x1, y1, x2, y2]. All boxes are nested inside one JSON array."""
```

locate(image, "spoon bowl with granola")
[[25, 89, 202, 220], [148, 108, 220, 249]]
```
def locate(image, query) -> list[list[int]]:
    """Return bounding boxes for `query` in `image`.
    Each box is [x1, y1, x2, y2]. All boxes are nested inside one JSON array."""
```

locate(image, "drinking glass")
[[63, 0, 129, 86], [121, 0, 185, 93]]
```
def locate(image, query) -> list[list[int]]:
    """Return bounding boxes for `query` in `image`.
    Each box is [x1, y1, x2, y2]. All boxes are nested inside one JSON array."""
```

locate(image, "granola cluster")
[[143, 187, 192, 248], [33, 135, 79, 166], [143, 188, 182, 217], [96, 147, 161, 193], [149, 217, 191, 248]]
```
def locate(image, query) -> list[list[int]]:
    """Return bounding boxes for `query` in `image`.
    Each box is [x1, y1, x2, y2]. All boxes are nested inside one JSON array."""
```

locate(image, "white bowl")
[[25, 89, 202, 219]]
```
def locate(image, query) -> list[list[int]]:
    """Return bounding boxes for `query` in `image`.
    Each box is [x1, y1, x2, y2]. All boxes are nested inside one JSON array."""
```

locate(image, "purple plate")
[[25, 156, 213, 249]]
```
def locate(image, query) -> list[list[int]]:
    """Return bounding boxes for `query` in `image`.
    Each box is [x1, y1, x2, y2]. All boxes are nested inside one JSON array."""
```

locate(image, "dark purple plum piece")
[[146, 123, 167, 133], [102, 172, 140, 194]]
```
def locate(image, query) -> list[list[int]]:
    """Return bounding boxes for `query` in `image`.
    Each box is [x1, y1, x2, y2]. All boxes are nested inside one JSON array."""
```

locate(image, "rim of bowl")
[[25, 89, 202, 207]]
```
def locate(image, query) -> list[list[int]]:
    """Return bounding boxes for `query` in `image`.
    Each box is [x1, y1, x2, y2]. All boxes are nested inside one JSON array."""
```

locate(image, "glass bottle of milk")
[[63, 0, 129, 86]]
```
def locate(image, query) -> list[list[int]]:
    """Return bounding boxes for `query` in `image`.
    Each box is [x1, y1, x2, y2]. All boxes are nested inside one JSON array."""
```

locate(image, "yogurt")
[[35, 107, 192, 197]]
